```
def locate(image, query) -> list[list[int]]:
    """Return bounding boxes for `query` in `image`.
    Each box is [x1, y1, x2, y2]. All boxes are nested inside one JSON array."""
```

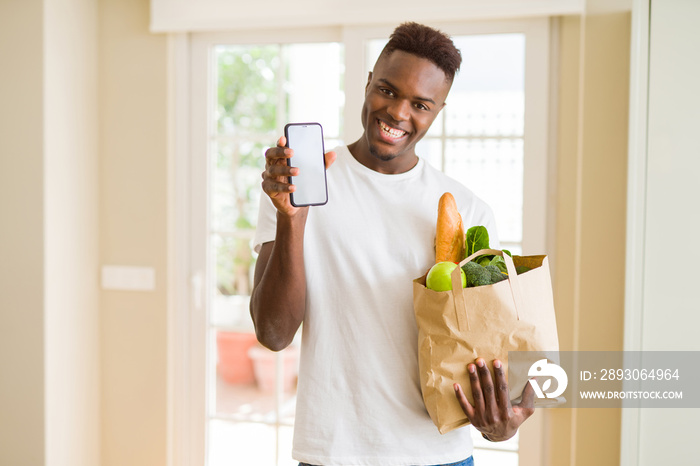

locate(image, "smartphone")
[[284, 122, 328, 207]]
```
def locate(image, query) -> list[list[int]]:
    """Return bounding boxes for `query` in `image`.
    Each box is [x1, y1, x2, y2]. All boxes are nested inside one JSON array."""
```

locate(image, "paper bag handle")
[[449, 248, 526, 331]]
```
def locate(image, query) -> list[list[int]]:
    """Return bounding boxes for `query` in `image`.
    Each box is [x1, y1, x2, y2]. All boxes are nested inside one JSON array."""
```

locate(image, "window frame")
[[168, 17, 553, 466]]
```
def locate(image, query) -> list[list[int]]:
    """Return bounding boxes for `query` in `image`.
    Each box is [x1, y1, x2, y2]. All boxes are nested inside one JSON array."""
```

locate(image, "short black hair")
[[379, 22, 462, 82]]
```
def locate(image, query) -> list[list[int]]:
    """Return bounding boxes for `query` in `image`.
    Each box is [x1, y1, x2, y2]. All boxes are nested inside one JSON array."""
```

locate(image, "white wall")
[[642, 1, 700, 349], [44, 0, 101, 464], [98, 1, 169, 465], [625, 0, 700, 463], [0, 0, 100, 465], [150, 0, 585, 31]]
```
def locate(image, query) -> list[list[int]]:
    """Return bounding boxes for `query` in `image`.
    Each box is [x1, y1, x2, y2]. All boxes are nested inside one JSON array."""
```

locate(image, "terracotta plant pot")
[[216, 331, 259, 384]]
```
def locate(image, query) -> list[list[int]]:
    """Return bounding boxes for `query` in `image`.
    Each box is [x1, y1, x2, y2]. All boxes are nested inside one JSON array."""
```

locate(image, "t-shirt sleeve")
[[253, 193, 277, 254]]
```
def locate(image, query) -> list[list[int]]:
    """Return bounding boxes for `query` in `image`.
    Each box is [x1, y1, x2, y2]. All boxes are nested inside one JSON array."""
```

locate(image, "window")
[[176, 18, 550, 466]]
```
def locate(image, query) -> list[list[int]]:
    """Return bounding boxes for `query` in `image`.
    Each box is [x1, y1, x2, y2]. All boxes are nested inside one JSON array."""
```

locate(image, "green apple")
[[426, 261, 466, 291]]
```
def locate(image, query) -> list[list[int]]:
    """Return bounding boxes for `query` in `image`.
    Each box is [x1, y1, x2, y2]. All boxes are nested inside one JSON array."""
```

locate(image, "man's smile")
[[377, 119, 408, 141]]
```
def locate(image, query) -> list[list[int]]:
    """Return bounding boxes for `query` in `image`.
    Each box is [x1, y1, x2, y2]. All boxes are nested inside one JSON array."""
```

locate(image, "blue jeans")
[[299, 456, 474, 466]]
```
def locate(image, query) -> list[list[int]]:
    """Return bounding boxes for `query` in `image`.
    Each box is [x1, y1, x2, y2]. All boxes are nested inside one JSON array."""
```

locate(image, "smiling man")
[[251, 22, 534, 466], [350, 47, 452, 172]]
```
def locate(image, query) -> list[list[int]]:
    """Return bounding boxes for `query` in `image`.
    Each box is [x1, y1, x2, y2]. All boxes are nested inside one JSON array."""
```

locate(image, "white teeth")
[[379, 120, 406, 138]]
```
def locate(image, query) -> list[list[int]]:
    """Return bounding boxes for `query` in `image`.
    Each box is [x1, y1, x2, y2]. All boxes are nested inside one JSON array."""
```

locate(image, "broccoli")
[[484, 264, 508, 284], [462, 261, 492, 287], [460, 262, 509, 288]]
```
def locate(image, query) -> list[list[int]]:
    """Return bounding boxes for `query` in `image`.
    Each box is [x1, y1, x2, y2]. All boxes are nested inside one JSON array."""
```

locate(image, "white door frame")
[[167, 17, 554, 466]]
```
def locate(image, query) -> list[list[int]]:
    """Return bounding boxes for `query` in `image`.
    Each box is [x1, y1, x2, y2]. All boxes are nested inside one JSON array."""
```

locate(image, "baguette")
[[435, 192, 465, 263]]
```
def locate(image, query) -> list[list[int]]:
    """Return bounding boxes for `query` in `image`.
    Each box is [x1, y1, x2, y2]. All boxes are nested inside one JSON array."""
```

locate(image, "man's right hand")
[[261, 136, 336, 217], [251, 136, 336, 351]]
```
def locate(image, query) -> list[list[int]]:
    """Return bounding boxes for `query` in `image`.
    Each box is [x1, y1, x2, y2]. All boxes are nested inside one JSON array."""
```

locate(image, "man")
[[251, 22, 535, 466]]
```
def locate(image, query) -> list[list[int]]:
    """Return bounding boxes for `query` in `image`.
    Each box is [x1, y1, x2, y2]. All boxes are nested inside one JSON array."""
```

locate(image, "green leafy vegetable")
[[461, 225, 515, 287], [476, 256, 491, 267], [488, 256, 508, 274], [465, 226, 490, 257], [466, 225, 500, 266]]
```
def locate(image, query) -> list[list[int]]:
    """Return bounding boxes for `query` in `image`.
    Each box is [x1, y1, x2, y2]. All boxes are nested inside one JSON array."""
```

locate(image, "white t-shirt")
[[254, 146, 499, 466]]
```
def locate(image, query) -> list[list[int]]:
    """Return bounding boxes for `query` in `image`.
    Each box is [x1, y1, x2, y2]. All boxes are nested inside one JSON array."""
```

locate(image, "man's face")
[[360, 50, 451, 163]]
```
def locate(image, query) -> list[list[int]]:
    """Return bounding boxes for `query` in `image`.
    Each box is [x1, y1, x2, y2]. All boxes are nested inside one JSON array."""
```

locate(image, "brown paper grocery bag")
[[413, 248, 560, 434]]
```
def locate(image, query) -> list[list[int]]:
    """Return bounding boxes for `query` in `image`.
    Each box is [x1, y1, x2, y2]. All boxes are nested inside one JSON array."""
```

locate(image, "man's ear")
[[365, 71, 373, 93]]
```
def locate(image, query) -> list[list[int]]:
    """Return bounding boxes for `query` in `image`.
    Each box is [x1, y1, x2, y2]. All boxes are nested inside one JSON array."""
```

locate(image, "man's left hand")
[[454, 358, 535, 442]]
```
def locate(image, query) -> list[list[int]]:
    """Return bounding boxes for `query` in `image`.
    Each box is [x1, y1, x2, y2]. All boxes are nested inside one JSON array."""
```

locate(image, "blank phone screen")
[[286, 123, 328, 206]]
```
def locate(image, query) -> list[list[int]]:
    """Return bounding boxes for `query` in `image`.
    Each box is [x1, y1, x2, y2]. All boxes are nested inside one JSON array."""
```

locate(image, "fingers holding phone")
[[262, 125, 336, 216], [262, 136, 299, 214]]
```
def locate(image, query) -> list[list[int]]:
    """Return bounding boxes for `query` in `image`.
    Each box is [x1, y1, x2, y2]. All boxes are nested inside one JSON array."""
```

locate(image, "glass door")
[[204, 41, 344, 466], [182, 18, 550, 466]]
